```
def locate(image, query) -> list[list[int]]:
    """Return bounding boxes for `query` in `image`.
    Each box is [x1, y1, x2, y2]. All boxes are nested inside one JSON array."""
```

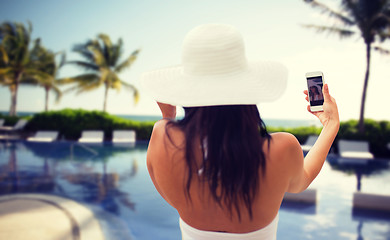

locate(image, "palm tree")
[[303, 0, 390, 133], [61, 34, 140, 112], [0, 21, 38, 116], [26, 39, 64, 111]]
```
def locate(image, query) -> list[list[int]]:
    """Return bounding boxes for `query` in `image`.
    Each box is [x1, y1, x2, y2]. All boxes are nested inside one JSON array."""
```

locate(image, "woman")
[[142, 24, 339, 239], [309, 85, 323, 102]]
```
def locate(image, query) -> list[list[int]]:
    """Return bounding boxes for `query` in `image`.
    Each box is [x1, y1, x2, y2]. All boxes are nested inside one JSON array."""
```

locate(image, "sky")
[[1, 0, 390, 122]]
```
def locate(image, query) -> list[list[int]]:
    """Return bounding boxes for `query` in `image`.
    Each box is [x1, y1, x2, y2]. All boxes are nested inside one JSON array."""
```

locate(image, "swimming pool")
[[0, 141, 389, 240]]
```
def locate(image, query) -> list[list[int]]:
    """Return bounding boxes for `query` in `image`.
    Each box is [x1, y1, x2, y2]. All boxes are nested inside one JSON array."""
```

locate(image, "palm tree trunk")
[[45, 87, 49, 111], [9, 85, 17, 116], [358, 42, 371, 133], [9, 71, 23, 116], [103, 84, 109, 112]]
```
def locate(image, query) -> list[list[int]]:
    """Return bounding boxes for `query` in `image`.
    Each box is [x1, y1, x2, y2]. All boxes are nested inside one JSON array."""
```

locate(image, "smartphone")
[[305, 71, 324, 112]]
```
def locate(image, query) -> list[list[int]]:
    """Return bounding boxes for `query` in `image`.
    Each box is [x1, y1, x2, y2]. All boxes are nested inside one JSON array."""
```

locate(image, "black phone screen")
[[307, 76, 324, 106]]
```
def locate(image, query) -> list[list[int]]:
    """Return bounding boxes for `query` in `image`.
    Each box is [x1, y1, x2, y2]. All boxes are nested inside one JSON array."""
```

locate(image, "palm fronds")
[[303, 0, 390, 132], [0, 21, 37, 115], [304, 0, 355, 26], [121, 81, 140, 104], [115, 49, 140, 73], [67, 60, 99, 71], [65, 33, 140, 111], [72, 43, 96, 64], [374, 45, 390, 54], [302, 24, 356, 38]]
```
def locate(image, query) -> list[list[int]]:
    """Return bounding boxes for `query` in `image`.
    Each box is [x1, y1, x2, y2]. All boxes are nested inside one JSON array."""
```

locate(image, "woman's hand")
[[157, 102, 176, 119], [304, 84, 339, 129]]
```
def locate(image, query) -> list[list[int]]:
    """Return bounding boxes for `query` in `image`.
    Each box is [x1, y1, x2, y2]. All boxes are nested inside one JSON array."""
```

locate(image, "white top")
[[180, 214, 279, 240]]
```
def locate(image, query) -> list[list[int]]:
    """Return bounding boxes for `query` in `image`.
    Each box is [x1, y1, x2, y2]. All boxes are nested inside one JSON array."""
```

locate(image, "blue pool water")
[[0, 140, 390, 240]]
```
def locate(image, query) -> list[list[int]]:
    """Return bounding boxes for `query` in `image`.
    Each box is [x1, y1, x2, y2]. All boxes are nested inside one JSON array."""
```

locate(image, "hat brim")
[[141, 61, 288, 107]]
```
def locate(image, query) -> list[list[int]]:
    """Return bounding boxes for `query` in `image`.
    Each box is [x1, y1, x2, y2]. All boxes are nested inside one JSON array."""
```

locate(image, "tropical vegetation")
[[27, 39, 65, 111], [270, 119, 390, 157], [0, 21, 43, 116], [1, 109, 389, 157], [303, 0, 390, 133], [59, 34, 140, 112], [1, 21, 140, 116], [20, 108, 155, 141]]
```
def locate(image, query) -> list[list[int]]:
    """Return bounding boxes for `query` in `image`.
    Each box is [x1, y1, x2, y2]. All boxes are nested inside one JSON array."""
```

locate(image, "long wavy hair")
[[166, 105, 271, 220]]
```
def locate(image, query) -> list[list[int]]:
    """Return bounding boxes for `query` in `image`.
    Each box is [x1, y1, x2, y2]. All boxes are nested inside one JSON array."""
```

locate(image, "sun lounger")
[[112, 130, 136, 144], [338, 140, 374, 164], [78, 130, 104, 143], [338, 140, 374, 159], [0, 119, 28, 132], [301, 135, 318, 152], [27, 131, 59, 142], [353, 192, 390, 212]]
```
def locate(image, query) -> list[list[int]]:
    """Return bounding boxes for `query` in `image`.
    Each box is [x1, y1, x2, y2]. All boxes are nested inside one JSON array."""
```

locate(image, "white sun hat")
[[141, 23, 288, 107]]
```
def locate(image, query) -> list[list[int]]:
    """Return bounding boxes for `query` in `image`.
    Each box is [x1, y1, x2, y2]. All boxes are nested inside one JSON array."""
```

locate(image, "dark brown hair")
[[167, 105, 270, 220]]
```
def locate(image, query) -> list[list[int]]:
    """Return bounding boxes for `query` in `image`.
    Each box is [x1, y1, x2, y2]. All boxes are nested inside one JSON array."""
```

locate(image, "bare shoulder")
[[270, 132, 302, 151], [148, 120, 169, 164], [151, 119, 169, 138], [147, 120, 185, 206], [151, 119, 183, 145], [148, 120, 184, 164], [268, 132, 303, 167], [267, 132, 305, 193], [147, 119, 184, 181]]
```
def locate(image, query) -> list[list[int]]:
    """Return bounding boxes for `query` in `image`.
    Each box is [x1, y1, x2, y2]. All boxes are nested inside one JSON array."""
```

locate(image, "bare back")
[[147, 120, 304, 233]]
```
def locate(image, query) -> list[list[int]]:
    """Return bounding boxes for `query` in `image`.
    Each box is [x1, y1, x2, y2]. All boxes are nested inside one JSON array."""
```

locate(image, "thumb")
[[322, 84, 331, 101]]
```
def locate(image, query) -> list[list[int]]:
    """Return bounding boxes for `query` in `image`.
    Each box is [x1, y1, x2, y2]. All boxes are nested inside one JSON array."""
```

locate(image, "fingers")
[[322, 84, 331, 101], [303, 90, 309, 102], [307, 105, 319, 117], [307, 105, 311, 113]]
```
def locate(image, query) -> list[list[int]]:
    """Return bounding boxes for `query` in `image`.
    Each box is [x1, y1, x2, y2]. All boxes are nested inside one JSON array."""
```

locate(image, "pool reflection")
[[0, 142, 55, 193], [0, 141, 390, 240], [0, 141, 140, 215], [280, 201, 316, 215], [327, 154, 389, 191]]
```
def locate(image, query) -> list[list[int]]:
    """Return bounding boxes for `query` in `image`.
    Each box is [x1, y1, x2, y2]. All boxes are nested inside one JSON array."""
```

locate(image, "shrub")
[[25, 109, 154, 140], [268, 119, 390, 158], [336, 119, 390, 157], [268, 125, 322, 144], [0, 113, 30, 126], [6, 109, 390, 157]]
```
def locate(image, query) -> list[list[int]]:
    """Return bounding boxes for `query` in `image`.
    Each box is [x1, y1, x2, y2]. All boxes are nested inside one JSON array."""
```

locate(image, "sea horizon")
[[0, 111, 321, 128]]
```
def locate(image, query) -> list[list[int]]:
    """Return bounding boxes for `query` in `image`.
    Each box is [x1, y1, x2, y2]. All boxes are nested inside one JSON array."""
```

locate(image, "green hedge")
[[268, 125, 322, 144], [268, 119, 390, 157], [0, 114, 31, 126], [336, 119, 390, 157], [2, 110, 390, 157], [22, 109, 155, 141]]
